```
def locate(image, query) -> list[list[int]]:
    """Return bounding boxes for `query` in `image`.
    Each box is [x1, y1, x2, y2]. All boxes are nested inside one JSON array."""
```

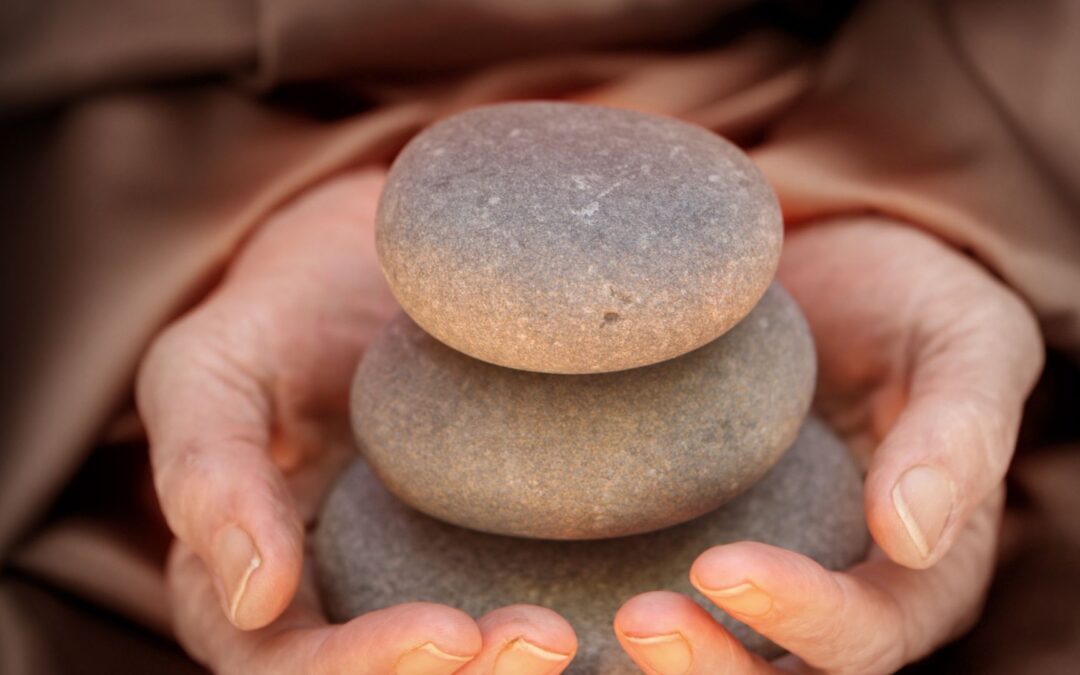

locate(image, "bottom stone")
[[315, 417, 869, 674]]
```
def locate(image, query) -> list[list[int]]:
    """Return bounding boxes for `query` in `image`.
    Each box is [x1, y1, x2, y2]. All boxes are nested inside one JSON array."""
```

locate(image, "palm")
[[141, 168, 579, 674], [609, 219, 1041, 675], [779, 222, 939, 466], [222, 170, 398, 517], [141, 169, 1041, 673], [778, 220, 1040, 564]]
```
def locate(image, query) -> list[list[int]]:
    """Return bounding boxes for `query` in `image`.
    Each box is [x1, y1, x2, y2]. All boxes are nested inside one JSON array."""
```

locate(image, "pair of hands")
[[137, 166, 1042, 674]]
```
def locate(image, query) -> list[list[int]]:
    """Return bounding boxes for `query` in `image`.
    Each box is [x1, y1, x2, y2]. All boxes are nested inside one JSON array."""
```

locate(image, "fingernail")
[[395, 642, 472, 675], [892, 465, 954, 559], [493, 638, 569, 675], [212, 524, 261, 625], [624, 632, 692, 675], [698, 581, 773, 617]]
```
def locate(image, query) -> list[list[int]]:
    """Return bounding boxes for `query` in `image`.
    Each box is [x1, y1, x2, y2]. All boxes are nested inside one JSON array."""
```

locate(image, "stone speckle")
[[376, 101, 783, 374], [316, 416, 870, 674], [351, 284, 815, 540]]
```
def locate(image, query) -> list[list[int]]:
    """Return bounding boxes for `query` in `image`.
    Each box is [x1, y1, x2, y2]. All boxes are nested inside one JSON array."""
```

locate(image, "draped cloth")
[[1, 1, 1077, 672]]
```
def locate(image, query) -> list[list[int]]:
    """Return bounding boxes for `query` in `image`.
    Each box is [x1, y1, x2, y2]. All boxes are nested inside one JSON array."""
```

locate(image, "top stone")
[[377, 101, 783, 373]]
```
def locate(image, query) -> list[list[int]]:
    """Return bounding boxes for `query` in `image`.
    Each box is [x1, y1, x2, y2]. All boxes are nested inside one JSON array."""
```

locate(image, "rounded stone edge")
[[314, 415, 870, 673], [349, 283, 816, 540], [375, 101, 783, 374]]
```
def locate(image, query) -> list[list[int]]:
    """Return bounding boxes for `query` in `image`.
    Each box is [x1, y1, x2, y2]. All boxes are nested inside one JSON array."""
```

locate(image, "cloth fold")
[[1, 1, 1077, 673]]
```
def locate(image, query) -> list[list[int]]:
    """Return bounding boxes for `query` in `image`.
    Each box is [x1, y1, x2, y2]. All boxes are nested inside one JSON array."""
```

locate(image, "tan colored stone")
[[352, 284, 814, 539], [316, 416, 870, 673], [377, 101, 782, 373]]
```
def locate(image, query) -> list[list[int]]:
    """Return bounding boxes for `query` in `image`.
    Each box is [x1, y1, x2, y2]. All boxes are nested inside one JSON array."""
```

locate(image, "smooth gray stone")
[[316, 416, 869, 674], [376, 101, 783, 374], [352, 284, 815, 540]]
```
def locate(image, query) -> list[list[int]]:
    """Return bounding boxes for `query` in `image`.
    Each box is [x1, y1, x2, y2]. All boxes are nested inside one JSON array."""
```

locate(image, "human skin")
[[615, 220, 1042, 674], [137, 168, 1042, 674]]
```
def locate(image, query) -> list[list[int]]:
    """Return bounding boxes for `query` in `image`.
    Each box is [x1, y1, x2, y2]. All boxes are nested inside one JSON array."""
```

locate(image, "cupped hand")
[[137, 168, 577, 674], [615, 218, 1043, 674]]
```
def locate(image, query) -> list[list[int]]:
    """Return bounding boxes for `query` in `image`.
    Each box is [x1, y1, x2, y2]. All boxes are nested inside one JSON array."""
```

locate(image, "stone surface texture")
[[352, 284, 815, 540], [316, 416, 870, 674], [376, 101, 783, 374]]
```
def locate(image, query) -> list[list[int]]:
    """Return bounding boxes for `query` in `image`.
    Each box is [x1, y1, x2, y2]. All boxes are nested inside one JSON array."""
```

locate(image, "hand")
[[613, 218, 1043, 674], [137, 168, 577, 674]]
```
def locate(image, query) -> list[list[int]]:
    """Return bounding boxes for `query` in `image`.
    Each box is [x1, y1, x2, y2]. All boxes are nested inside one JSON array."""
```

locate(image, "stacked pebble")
[[316, 102, 869, 673]]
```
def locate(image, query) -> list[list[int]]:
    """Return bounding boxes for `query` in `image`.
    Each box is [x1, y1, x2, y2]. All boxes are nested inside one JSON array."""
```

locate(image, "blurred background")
[[2, 1, 1078, 673]]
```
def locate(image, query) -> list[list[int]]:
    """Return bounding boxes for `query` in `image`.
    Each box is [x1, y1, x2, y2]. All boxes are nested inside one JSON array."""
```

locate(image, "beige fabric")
[[755, 0, 1080, 357], [1, 0, 1077, 673]]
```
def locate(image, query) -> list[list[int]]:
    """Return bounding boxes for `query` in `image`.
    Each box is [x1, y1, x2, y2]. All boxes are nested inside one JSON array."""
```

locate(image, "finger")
[[861, 231, 1042, 568], [691, 493, 1001, 674], [168, 541, 483, 675], [318, 604, 481, 675], [614, 591, 775, 675], [138, 313, 304, 630], [456, 605, 576, 675], [780, 219, 1042, 568], [692, 542, 903, 674]]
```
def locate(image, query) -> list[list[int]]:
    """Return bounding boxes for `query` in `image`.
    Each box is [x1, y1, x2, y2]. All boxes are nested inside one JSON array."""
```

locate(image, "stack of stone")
[[316, 103, 869, 673]]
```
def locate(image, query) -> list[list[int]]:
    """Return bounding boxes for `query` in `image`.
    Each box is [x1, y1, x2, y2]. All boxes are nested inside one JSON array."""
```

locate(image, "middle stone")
[[352, 283, 815, 540]]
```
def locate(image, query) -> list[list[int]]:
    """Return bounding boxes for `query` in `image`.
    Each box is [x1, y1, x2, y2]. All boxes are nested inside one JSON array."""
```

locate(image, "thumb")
[[864, 248, 1042, 569], [137, 303, 304, 629]]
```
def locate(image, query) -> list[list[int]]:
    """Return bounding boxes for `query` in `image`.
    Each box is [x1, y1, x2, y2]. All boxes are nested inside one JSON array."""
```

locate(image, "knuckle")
[[832, 625, 906, 674], [819, 579, 907, 675], [153, 442, 217, 537], [953, 394, 1013, 485], [917, 391, 1012, 490]]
